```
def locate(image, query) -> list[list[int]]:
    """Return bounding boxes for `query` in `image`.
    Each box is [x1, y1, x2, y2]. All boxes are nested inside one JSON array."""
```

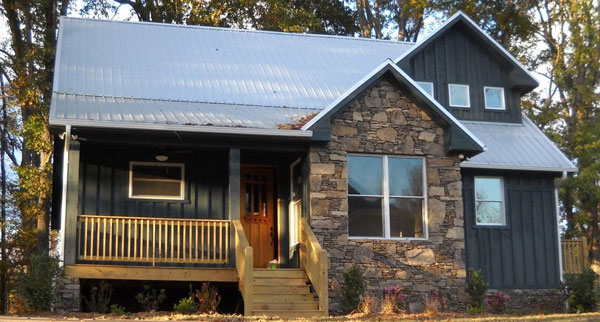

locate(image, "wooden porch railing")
[[300, 218, 328, 315], [562, 237, 588, 275], [233, 220, 253, 316], [77, 215, 230, 265]]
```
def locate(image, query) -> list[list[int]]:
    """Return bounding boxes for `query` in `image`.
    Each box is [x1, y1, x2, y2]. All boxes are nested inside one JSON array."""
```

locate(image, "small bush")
[[194, 283, 221, 313], [381, 285, 405, 314], [110, 304, 127, 315], [432, 290, 451, 312], [16, 252, 61, 311], [465, 268, 487, 314], [528, 296, 554, 314], [358, 294, 377, 315], [174, 296, 198, 314], [424, 296, 440, 314], [341, 265, 366, 314], [486, 290, 511, 313], [85, 281, 113, 313], [136, 285, 167, 312], [566, 269, 597, 313]]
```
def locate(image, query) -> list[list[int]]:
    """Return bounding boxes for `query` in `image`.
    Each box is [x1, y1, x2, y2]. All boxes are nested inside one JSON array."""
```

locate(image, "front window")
[[416, 81, 434, 98], [484, 87, 505, 110], [448, 84, 470, 107], [474, 177, 505, 225], [129, 162, 185, 200], [348, 155, 426, 239]]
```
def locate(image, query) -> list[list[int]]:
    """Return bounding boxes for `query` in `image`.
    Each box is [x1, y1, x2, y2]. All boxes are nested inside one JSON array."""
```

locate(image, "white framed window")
[[347, 155, 427, 240], [129, 162, 185, 200], [448, 84, 470, 107], [474, 177, 505, 226], [484, 86, 506, 110], [416, 81, 434, 98]]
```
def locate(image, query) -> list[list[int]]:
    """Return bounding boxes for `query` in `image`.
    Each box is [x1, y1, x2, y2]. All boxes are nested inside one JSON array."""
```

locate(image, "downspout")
[[58, 125, 71, 264], [555, 171, 568, 283]]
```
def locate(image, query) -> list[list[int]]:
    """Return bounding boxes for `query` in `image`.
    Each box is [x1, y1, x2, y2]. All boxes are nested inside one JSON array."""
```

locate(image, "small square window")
[[448, 84, 470, 107], [474, 177, 505, 226], [416, 81, 434, 98], [484, 87, 505, 110], [129, 162, 185, 200]]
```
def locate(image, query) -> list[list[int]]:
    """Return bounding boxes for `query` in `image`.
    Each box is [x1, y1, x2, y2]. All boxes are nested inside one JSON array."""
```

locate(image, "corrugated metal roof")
[[461, 116, 577, 172]]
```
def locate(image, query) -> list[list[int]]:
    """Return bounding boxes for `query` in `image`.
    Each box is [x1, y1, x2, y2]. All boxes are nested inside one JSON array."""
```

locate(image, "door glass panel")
[[261, 184, 267, 216], [253, 183, 259, 215]]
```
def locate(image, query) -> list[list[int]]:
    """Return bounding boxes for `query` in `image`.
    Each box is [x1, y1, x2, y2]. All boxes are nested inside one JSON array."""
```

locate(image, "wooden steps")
[[250, 268, 324, 317]]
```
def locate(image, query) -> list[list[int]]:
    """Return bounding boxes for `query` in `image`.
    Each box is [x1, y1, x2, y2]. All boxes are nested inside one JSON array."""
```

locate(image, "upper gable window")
[[484, 87, 505, 110], [474, 177, 505, 226], [129, 162, 185, 200], [448, 84, 470, 108], [416, 81, 434, 98]]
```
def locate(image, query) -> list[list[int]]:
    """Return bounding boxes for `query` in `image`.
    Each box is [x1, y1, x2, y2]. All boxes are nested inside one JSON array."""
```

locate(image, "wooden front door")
[[241, 166, 276, 268]]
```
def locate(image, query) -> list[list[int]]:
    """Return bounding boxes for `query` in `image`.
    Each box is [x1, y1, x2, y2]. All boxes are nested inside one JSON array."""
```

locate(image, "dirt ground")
[[0, 312, 599, 322]]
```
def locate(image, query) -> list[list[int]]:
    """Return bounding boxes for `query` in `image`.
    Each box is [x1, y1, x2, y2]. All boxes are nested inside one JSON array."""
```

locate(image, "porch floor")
[[65, 264, 238, 282]]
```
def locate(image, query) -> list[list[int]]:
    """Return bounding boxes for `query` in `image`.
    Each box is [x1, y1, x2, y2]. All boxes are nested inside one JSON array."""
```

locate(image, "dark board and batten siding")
[[400, 24, 522, 123], [78, 143, 228, 220], [462, 170, 561, 289]]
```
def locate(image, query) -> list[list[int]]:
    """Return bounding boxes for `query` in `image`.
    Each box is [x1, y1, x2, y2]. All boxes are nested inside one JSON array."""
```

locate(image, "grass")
[[1, 312, 600, 321]]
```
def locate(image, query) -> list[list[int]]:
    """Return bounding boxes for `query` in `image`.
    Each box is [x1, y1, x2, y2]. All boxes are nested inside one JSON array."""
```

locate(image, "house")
[[50, 12, 577, 316]]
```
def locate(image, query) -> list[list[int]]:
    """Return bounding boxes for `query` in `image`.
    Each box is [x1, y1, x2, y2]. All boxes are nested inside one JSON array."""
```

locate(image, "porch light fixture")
[[155, 155, 169, 162]]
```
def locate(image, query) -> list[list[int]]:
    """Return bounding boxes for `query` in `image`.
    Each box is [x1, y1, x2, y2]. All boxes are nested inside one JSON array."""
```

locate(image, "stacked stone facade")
[[308, 77, 468, 313], [54, 276, 81, 312]]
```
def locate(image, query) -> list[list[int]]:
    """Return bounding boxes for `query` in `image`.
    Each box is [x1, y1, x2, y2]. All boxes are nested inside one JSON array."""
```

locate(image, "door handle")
[[270, 227, 274, 246]]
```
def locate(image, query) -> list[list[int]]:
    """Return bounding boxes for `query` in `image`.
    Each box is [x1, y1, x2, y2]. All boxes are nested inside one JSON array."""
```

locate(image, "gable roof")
[[395, 11, 539, 91], [303, 59, 485, 153]]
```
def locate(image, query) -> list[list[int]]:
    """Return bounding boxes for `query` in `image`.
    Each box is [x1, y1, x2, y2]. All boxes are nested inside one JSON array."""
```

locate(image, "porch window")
[[474, 177, 505, 226], [129, 162, 185, 200], [348, 155, 427, 239]]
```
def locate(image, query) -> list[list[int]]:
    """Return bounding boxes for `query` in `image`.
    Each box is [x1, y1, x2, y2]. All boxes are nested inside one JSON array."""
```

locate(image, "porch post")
[[229, 148, 240, 264], [64, 140, 80, 266]]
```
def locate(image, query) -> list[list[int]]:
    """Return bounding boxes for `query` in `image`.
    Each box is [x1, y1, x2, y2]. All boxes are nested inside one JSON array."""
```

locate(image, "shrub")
[[16, 252, 60, 311], [381, 284, 405, 314], [486, 290, 511, 313], [424, 296, 440, 314], [85, 281, 113, 313], [341, 265, 366, 314], [136, 285, 167, 312], [174, 296, 198, 314], [194, 283, 220, 313], [432, 290, 451, 312], [565, 269, 597, 313], [465, 268, 487, 314], [358, 294, 377, 315], [110, 304, 127, 315]]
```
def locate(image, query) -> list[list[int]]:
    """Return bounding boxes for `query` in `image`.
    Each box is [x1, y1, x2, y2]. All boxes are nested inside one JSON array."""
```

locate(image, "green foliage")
[[85, 281, 113, 313], [194, 282, 221, 313], [465, 269, 487, 314], [565, 269, 597, 313], [16, 252, 60, 311], [341, 265, 366, 314], [136, 285, 167, 312], [110, 304, 127, 315], [174, 296, 198, 314]]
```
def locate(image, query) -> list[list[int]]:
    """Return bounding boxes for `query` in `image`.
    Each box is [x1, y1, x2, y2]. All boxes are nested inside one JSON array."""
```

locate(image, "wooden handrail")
[[233, 220, 253, 315], [300, 218, 328, 315], [77, 215, 229, 265]]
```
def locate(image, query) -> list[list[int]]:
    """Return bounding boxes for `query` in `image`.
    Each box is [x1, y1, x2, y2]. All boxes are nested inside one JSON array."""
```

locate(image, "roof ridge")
[[53, 92, 324, 111], [60, 16, 416, 45]]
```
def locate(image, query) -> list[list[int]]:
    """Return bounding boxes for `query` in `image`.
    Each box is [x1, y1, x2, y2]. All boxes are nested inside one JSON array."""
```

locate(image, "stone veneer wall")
[[308, 77, 467, 314], [486, 289, 565, 313], [54, 276, 81, 312]]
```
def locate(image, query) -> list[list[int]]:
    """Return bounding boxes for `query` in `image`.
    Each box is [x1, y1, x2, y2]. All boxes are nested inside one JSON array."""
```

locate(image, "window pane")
[[132, 180, 181, 197], [389, 198, 423, 238], [133, 165, 182, 180], [348, 156, 382, 195], [449, 85, 469, 107], [485, 88, 504, 109], [475, 177, 502, 201], [349, 196, 383, 237], [388, 157, 423, 196], [476, 201, 503, 225], [417, 82, 434, 97]]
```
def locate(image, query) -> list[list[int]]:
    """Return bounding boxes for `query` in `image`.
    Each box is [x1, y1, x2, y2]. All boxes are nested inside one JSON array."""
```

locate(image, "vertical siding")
[[78, 143, 228, 220], [404, 25, 522, 123], [463, 170, 561, 289]]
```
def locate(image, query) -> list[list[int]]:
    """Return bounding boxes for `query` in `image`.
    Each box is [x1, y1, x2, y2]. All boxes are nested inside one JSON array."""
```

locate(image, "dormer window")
[[484, 87, 505, 110], [416, 81, 434, 98], [448, 84, 470, 107]]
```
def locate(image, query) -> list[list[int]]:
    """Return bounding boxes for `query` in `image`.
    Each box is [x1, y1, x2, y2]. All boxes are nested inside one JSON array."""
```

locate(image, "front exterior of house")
[[50, 12, 577, 315]]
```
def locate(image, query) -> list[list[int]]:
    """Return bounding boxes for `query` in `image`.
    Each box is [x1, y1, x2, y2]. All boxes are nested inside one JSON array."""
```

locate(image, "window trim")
[[474, 176, 506, 226], [347, 154, 428, 241], [128, 161, 185, 200], [448, 83, 471, 108], [416, 81, 435, 98], [483, 86, 506, 110]]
